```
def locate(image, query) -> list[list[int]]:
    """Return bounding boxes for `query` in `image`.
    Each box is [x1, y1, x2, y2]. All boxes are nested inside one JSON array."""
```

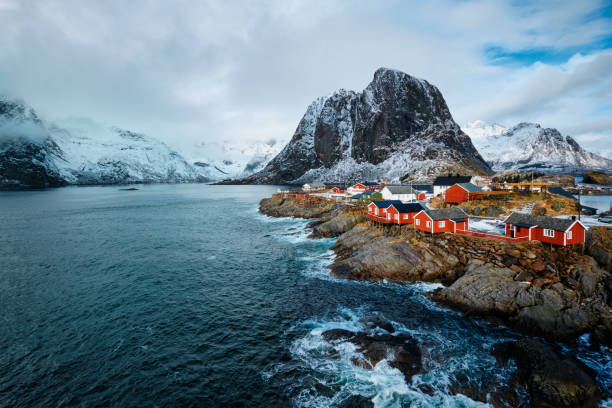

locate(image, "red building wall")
[[387, 206, 420, 224], [505, 221, 585, 245], [445, 184, 469, 203], [414, 212, 433, 232]]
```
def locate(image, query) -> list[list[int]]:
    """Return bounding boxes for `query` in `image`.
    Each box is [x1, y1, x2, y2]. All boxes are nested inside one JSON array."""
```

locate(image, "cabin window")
[[426, 221, 431, 228], [438, 221, 445, 228], [543, 229, 555, 238], [567, 230, 572, 240], [395, 214, 399, 220], [375, 208, 378, 215], [415, 219, 420, 226], [387, 213, 391, 220], [403, 214, 409, 219]]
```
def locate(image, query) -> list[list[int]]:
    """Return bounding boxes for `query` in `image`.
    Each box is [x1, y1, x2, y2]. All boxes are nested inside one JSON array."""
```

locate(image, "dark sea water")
[[1, 184, 610, 408]]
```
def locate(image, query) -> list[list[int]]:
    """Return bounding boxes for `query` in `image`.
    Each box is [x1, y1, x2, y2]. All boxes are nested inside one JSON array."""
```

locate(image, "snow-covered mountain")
[[0, 97, 208, 188], [181, 139, 283, 180], [233, 68, 492, 184], [462, 120, 507, 140], [464, 121, 612, 172]]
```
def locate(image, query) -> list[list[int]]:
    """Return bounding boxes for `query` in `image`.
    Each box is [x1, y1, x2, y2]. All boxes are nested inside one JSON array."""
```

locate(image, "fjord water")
[[1, 185, 610, 407]]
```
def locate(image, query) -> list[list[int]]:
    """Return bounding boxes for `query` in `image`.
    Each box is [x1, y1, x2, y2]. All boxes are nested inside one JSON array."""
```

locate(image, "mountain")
[[463, 121, 612, 172], [0, 97, 208, 189], [181, 139, 283, 180], [462, 120, 508, 140], [233, 68, 492, 184]]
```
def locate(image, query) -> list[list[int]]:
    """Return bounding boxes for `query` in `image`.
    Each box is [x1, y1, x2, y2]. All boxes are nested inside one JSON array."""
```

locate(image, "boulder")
[[514, 339, 600, 408]]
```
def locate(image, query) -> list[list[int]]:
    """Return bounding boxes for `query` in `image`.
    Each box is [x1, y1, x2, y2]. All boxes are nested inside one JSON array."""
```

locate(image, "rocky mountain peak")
[[233, 68, 491, 184]]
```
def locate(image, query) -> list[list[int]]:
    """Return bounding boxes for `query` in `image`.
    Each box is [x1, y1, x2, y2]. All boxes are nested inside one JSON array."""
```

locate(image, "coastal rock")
[[515, 339, 601, 408], [321, 329, 422, 382], [491, 339, 601, 408], [313, 214, 365, 238], [432, 260, 524, 316]]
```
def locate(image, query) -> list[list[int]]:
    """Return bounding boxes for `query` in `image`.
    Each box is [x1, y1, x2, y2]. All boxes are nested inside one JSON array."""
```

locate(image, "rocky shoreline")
[[259, 193, 610, 406]]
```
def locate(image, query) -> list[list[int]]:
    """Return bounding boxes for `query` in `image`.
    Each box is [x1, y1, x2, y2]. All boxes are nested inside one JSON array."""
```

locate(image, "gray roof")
[[371, 200, 402, 208], [423, 207, 468, 221], [456, 182, 482, 192], [433, 176, 472, 186], [384, 185, 416, 194], [390, 203, 425, 213], [505, 212, 580, 232], [412, 184, 433, 193]]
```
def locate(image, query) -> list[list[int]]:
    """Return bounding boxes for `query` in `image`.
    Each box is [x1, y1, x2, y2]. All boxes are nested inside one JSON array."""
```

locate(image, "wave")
[[268, 307, 505, 408]]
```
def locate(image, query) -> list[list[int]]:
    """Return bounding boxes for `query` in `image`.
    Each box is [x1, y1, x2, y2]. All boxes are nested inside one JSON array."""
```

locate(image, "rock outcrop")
[[492, 339, 601, 408], [330, 222, 612, 344], [236, 68, 491, 184], [583, 171, 612, 186]]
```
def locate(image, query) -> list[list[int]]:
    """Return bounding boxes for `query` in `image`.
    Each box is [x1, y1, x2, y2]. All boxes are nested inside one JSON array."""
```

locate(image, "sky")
[[0, 0, 611, 157]]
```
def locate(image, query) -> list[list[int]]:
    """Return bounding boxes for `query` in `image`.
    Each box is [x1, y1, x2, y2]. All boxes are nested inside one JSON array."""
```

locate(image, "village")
[[288, 174, 607, 248]]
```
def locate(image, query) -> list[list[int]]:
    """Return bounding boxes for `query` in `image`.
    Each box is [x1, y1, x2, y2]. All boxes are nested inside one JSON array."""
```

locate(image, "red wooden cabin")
[[445, 183, 482, 204], [414, 208, 469, 233], [504, 213, 586, 246], [296, 193, 309, 200], [366, 200, 402, 223], [331, 187, 345, 194], [386, 203, 426, 224]]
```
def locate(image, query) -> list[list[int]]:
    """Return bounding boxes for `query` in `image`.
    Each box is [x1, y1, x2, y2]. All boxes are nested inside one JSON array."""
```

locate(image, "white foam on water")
[[277, 307, 498, 408]]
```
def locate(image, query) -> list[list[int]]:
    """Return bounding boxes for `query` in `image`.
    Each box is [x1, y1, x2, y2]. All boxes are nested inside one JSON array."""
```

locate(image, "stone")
[[510, 264, 522, 273], [532, 262, 546, 272], [514, 339, 601, 408]]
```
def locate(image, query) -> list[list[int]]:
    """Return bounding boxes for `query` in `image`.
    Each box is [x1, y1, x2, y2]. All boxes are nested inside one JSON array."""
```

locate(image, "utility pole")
[[578, 186, 581, 221]]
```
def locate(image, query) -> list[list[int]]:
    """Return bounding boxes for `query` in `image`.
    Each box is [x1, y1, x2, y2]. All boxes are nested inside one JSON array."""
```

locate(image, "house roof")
[[411, 184, 433, 193], [370, 200, 402, 208], [350, 193, 363, 199], [505, 212, 584, 232], [422, 208, 468, 220], [384, 185, 416, 194], [433, 176, 472, 186], [389, 203, 425, 213], [548, 186, 577, 200], [456, 182, 482, 192]]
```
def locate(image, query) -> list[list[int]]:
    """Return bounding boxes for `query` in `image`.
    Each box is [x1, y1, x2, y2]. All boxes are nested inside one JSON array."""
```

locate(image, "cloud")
[[0, 0, 610, 156]]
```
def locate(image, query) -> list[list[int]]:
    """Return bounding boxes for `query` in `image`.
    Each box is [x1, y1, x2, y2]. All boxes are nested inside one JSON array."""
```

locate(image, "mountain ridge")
[[230, 68, 492, 184], [463, 120, 612, 172]]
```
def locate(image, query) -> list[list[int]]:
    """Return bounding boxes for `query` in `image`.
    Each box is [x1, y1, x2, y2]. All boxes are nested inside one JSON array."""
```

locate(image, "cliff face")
[[237, 68, 491, 184]]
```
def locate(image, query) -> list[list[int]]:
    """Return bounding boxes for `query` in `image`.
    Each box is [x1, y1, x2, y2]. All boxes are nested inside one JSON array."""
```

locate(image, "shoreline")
[[259, 192, 611, 407], [259, 193, 612, 347]]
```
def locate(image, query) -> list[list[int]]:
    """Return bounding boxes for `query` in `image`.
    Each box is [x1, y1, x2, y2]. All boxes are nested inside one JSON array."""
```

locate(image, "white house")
[[381, 185, 417, 202], [432, 175, 473, 196]]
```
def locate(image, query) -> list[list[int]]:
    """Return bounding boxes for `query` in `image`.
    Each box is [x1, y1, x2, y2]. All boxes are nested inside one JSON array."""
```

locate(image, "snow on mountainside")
[[0, 97, 208, 188], [463, 121, 612, 172], [181, 139, 283, 180], [233, 68, 491, 184], [462, 120, 507, 140]]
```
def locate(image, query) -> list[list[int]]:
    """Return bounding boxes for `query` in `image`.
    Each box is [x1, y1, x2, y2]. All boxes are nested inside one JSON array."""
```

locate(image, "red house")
[[504, 213, 586, 246], [414, 208, 469, 233], [366, 200, 402, 223], [331, 187, 345, 194], [349, 182, 380, 194], [296, 193, 309, 200], [445, 183, 482, 204], [386, 203, 426, 224]]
